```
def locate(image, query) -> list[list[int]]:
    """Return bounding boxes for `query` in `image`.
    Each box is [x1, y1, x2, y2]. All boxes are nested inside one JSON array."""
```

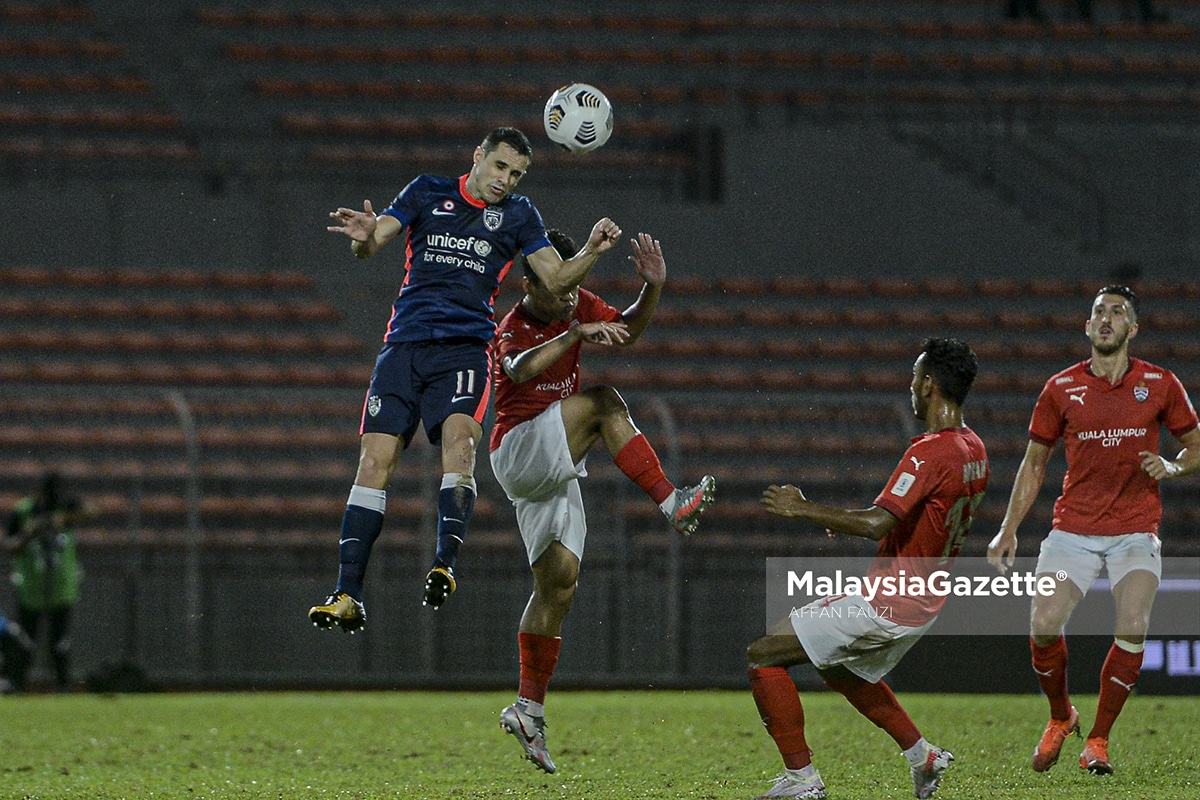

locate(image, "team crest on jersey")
[[1133, 383, 1149, 402], [483, 207, 503, 231], [367, 395, 382, 417]]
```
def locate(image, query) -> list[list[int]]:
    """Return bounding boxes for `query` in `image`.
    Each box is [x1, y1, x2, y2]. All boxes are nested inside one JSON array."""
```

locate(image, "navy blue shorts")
[[360, 339, 492, 446]]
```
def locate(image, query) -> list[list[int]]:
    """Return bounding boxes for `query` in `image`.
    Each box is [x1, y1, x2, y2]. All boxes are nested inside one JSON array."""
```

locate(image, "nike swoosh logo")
[[432, 209, 455, 216], [1033, 667, 1054, 677], [440, 517, 463, 524], [451, 395, 474, 403], [339, 538, 360, 545], [1109, 676, 1135, 691]]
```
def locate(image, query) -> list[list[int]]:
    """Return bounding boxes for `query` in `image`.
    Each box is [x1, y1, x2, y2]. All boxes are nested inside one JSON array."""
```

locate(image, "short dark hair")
[[481, 127, 533, 159], [523, 228, 577, 286], [1095, 284, 1139, 321], [921, 337, 978, 406]]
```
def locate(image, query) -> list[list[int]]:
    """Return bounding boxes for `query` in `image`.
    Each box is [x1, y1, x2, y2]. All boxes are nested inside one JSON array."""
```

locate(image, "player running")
[[490, 229, 715, 773], [309, 127, 622, 629], [988, 284, 1199, 775], [749, 338, 987, 799]]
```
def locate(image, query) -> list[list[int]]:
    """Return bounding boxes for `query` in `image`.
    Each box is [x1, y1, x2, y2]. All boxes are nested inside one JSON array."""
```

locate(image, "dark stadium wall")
[[2, 120, 1195, 344]]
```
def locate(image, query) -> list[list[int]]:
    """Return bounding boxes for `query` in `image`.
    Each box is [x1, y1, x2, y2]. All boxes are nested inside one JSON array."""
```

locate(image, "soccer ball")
[[543, 83, 613, 154]]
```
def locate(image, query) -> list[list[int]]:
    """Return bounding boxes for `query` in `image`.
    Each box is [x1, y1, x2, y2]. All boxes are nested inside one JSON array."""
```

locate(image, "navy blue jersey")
[[380, 173, 551, 343]]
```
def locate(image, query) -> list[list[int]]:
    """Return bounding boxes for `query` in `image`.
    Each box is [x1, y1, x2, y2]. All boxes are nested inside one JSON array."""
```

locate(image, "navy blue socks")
[[335, 485, 386, 601], [434, 473, 476, 572]]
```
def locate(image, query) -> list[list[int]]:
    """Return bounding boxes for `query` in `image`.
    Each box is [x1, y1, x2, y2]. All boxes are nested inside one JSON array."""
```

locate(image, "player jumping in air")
[[310, 127, 622, 629], [988, 285, 1199, 775], [749, 338, 988, 799], [490, 229, 715, 773]]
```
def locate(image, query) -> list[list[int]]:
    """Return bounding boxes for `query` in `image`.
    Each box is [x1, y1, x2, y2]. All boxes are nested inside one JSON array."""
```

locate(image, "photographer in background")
[[4, 472, 91, 691]]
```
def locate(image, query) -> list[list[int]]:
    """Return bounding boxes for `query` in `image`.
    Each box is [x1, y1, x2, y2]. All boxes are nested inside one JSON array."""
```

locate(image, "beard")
[[1090, 329, 1128, 356]]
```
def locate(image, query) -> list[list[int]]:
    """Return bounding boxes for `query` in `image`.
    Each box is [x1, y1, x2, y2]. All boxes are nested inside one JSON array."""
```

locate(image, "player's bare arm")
[[761, 484, 897, 541], [527, 218, 622, 294], [618, 233, 665, 345], [502, 321, 629, 384], [327, 200, 402, 258], [1140, 426, 1200, 481], [987, 440, 1053, 573]]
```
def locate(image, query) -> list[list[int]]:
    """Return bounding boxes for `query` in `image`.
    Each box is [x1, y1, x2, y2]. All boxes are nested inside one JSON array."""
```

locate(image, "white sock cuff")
[[903, 737, 929, 766], [347, 485, 387, 513], [441, 473, 477, 493], [1114, 638, 1145, 654]]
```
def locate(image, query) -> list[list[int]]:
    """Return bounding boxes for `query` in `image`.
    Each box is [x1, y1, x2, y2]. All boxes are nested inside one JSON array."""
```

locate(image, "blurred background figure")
[[4, 472, 92, 692]]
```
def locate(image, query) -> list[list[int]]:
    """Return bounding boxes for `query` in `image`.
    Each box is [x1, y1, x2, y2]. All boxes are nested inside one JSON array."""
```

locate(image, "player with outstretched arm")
[[309, 127, 622, 629], [749, 338, 988, 800], [490, 229, 715, 774]]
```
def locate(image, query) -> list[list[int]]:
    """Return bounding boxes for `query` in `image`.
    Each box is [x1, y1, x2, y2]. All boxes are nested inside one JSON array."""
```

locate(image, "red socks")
[[1090, 642, 1143, 739], [823, 673, 921, 750], [517, 632, 561, 705], [1031, 636, 1072, 720], [748, 667, 812, 769], [614, 434, 674, 504]]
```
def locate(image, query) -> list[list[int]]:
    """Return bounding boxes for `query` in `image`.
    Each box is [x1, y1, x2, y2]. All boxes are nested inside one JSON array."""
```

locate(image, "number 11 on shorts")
[[453, 370, 476, 402]]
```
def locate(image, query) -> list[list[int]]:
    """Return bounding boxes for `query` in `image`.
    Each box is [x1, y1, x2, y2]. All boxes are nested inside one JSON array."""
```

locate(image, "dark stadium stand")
[[2, 1, 1199, 688], [0, 3, 197, 162], [2, 263, 1196, 561]]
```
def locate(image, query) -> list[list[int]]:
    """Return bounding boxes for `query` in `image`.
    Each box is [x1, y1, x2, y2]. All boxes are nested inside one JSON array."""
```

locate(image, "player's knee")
[[582, 385, 627, 419], [535, 572, 577, 609], [1030, 600, 1070, 638], [746, 637, 771, 669], [1115, 612, 1151, 641]]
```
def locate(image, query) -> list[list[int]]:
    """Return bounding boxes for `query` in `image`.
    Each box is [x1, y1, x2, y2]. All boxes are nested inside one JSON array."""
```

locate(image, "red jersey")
[[871, 426, 990, 626], [1029, 358, 1198, 536], [490, 289, 621, 451]]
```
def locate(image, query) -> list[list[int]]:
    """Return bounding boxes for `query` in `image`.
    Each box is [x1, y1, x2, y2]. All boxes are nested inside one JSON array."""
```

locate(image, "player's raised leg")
[[561, 385, 715, 535], [309, 432, 402, 632]]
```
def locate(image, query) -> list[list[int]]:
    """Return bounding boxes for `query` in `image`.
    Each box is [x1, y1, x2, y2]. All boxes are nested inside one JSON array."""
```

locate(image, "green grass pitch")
[[2, 691, 1197, 799]]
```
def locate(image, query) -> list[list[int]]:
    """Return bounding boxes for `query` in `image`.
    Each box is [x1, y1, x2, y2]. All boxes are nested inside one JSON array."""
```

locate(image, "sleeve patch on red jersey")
[[891, 472, 916, 497]]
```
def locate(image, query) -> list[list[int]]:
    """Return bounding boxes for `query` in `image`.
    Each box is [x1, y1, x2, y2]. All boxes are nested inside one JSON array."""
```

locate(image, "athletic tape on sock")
[[347, 485, 387, 513], [441, 473, 476, 493]]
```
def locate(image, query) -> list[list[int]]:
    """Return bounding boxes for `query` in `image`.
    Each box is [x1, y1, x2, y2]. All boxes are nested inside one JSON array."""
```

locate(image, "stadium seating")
[[4, 263, 1196, 558], [0, 4, 197, 162]]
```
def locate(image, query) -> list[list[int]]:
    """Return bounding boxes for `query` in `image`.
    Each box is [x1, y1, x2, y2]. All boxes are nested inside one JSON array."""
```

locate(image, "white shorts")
[[789, 594, 934, 684], [1035, 529, 1162, 595], [489, 400, 589, 565]]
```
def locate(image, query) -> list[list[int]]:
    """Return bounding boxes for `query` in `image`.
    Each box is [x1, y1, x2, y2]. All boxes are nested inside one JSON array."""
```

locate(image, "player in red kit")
[[749, 338, 988, 799], [988, 285, 1199, 776], [491, 229, 715, 774]]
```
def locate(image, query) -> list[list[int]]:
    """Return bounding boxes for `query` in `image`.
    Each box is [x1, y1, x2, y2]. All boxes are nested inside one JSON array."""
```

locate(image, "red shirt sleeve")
[[1164, 372, 1200, 439], [1028, 380, 1064, 447]]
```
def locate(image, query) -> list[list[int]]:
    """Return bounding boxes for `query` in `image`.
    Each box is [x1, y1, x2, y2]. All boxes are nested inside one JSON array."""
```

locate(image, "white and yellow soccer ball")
[[543, 83, 613, 154]]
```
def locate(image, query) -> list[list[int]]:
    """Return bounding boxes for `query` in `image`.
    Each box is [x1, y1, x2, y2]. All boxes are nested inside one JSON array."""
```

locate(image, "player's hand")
[[585, 217, 622, 255], [986, 530, 1017, 574], [628, 232, 665, 288], [761, 484, 808, 517], [574, 320, 629, 346], [327, 200, 377, 242], [1139, 450, 1179, 481]]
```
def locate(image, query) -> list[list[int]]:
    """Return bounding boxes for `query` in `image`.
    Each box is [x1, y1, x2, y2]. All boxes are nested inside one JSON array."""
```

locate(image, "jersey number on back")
[[939, 491, 985, 564]]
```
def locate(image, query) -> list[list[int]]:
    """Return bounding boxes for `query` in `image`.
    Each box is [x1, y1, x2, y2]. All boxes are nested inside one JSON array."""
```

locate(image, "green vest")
[[9, 497, 82, 610]]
